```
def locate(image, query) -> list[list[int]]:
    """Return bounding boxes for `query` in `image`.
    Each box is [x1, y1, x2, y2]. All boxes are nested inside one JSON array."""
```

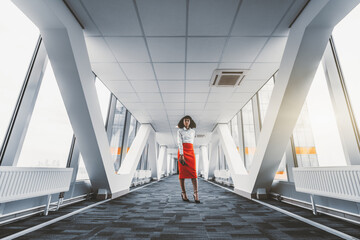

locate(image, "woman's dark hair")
[[177, 115, 196, 128]]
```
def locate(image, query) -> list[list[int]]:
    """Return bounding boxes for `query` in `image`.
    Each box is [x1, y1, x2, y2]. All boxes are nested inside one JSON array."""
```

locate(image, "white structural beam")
[[12, 0, 155, 197], [166, 154, 171, 176], [117, 124, 153, 188], [217, 125, 248, 175], [157, 146, 167, 180], [200, 146, 209, 180], [147, 131, 158, 179], [208, 133, 219, 180], [224, 0, 359, 197]]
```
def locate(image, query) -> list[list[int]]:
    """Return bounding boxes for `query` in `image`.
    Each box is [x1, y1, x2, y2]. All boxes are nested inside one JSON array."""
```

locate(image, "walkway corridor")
[[0, 176, 357, 239]]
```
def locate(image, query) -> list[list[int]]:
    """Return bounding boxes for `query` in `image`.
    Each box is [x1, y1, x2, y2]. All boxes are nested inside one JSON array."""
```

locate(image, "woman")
[[177, 115, 200, 203]]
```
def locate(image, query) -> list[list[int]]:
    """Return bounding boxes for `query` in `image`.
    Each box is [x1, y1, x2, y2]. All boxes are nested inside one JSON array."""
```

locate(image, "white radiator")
[[293, 166, 360, 202], [0, 167, 73, 203]]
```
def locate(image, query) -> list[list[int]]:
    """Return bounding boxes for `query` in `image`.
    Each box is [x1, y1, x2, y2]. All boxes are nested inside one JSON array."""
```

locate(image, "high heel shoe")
[[181, 192, 189, 202], [193, 191, 200, 203]]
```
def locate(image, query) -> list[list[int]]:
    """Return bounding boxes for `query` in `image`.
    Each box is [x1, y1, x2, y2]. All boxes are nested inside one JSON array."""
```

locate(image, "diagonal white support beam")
[[200, 146, 209, 180], [147, 131, 158, 179], [229, 0, 359, 197], [156, 146, 167, 180], [208, 133, 219, 180], [117, 124, 153, 188], [11, 0, 157, 197], [217, 124, 248, 175]]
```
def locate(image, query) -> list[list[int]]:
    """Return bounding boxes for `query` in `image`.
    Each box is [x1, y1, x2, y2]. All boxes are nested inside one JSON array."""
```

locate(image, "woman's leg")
[[191, 178, 199, 201], [180, 178, 188, 199]]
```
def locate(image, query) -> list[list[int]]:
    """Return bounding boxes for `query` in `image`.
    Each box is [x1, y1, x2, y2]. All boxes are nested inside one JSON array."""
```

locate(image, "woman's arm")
[[177, 129, 183, 155]]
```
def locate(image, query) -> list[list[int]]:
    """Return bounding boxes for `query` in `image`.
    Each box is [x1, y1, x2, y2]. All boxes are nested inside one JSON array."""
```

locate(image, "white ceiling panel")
[[188, 0, 240, 36], [137, 0, 186, 36], [251, 62, 280, 73], [185, 93, 209, 102], [222, 37, 267, 62], [167, 110, 184, 116], [106, 80, 134, 92], [105, 37, 149, 62], [246, 63, 279, 80], [147, 37, 185, 62], [186, 81, 210, 92], [228, 92, 254, 102], [82, 0, 142, 36], [256, 37, 288, 62], [116, 93, 140, 102], [187, 37, 227, 62], [131, 81, 159, 92], [273, 0, 307, 36], [121, 63, 155, 80], [218, 62, 252, 69], [164, 102, 184, 110], [121, 102, 147, 110], [209, 87, 236, 93], [91, 63, 127, 81], [66, 0, 102, 36], [159, 81, 185, 93], [231, 0, 293, 36], [85, 37, 116, 62], [185, 102, 205, 110], [138, 92, 163, 102], [205, 102, 228, 110], [154, 63, 185, 80], [143, 103, 165, 110], [162, 93, 185, 103], [207, 92, 230, 102], [186, 63, 218, 80], [236, 80, 265, 93]]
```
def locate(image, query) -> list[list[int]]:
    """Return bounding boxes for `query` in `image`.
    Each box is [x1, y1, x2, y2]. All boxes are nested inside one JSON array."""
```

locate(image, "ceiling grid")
[[66, 0, 307, 147]]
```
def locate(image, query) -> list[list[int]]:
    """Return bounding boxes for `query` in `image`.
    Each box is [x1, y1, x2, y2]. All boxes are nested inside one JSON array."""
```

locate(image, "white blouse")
[[177, 127, 195, 155]]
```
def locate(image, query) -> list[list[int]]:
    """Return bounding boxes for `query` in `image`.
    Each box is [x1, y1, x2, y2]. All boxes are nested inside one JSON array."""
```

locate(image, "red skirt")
[[178, 143, 197, 179]]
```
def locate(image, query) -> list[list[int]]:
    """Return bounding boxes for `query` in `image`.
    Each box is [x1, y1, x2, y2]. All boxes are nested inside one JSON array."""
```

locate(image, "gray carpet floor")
[[0, 175, 356, 239]]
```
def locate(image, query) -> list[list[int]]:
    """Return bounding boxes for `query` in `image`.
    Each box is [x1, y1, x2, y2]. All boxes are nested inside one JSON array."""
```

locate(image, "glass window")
[[0, 2, 39, 147], [242, 100, 256, 169], [292, 104, 319, 167], [76, 154, 90, 180], [332, 5, 360, 135], [95, 78, 111, 125], [258, 77, 275, 124], [230, 115, 240, 152], [110, 100, 127, 170], [305, 64, 347, 166], [292, 63, 347, 167], [17, 63, 73, 167], [126, 115, 137, 152]]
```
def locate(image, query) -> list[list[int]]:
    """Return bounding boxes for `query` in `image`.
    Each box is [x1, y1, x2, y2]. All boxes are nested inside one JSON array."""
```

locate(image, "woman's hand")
[[179, 155, 186, 166]]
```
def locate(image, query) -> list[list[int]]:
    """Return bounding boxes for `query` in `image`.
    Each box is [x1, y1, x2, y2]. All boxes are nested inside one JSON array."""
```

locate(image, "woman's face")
[[183, 118, 190, 128]]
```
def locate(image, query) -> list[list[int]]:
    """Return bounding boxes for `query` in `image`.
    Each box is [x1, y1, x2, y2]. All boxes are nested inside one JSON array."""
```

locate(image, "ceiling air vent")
[[196, 134, 205, 138], [210, 69, 247, 87]]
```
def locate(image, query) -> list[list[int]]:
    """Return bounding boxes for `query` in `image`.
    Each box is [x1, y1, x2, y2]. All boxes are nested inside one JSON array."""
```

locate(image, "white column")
[[13, 0, 115, 194], [117, 124, 153, 189], [225, 0, 359, 197], [156, 146, 167, 180], [208, 134, 219, 180], [166, 154, 171, 176], [169, 154, 174, 175], [147, 131, 158, 179], [252, 95, 262, 142], [200, 146, 209, 180]]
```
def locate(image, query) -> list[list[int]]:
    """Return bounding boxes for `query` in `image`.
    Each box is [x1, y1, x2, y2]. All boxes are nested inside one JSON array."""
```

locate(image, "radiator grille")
[[0, 167, 73, 203], [293, 166, 360, 202]]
